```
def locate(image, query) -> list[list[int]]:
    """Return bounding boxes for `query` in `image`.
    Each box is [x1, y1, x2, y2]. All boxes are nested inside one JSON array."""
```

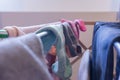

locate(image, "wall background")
[[0, 0, 119, 12], [0, 12, 117, 27]]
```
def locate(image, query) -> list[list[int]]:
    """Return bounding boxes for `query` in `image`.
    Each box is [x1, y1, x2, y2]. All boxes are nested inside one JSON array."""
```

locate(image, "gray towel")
[[0, 33, 53, 80], [36, 24, 72, 80]]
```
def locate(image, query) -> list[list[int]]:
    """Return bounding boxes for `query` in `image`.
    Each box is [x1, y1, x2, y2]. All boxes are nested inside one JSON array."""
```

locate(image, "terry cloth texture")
[[36, 24, 72, 80], [0, 33, 53, 80]]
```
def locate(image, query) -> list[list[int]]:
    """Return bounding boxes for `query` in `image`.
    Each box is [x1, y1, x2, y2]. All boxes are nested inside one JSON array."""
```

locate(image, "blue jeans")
[[91, 22, 120, 80]]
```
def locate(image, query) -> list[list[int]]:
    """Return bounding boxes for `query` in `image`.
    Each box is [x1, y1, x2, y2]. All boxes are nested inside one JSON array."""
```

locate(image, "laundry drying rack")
[[0, 21, 120, 67]]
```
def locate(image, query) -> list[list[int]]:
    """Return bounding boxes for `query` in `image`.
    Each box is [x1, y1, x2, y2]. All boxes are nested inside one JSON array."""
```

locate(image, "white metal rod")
[[36, 31, 48, 38], [114, 42, 120, 56]]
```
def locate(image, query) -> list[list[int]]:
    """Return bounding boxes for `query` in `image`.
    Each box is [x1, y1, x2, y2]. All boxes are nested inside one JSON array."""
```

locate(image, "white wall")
[[111, 0, 120, 11], [0, 0, 119, 12]]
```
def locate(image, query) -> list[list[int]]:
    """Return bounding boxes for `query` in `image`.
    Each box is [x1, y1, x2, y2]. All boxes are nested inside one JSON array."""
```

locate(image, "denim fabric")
[[62, 22, 82, 57], [36, 24, 72, 80], [91, 22, 120, 80]]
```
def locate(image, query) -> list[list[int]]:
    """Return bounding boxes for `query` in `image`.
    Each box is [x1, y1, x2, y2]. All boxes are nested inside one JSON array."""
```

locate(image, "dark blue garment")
[[91, 22, 120, 80], [114, 42, 120, 80]]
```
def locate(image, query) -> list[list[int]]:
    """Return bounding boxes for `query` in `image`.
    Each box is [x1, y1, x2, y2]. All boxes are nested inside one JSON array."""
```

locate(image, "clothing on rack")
[[46, 52, 56, 73], [91, 22, 120, 80], [36, 24, 72, 80], [2, 19, 86, 39], [45, 45, 60, 80], [0, 19, 87, 80], [2, 21, 84, 56], [1, 20, 86, 58], [78, 50, 91, 80], [62, 22, 82, 57], [3, 22, 61, 37], [113, 42, 120, 80], [61, 19, 87, 39], [0, 33, 53, 80]]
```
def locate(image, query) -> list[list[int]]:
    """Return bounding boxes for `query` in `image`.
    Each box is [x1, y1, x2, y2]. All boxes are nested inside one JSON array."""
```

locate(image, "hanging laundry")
[[46, 45, 60, 80], [91, 22, 120, 80], [46, 45, 56, 73], [0, 33, 53, 80], [0, 19, 86, 80], [61, 19, 87, 39], [62, 22, 82, 57], [3, 22, 61, 37], [36, 24, 72, 80], [78, 50, 91, 80], [2, 20, 84, 56]]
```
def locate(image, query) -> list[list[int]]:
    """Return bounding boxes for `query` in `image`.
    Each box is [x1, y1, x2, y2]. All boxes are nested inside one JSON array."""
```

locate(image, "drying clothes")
[[119, 75, 120, 80], [91, 22, 120, 80], [36, 24, 72, 80], [46, 53, 60, 80], [3, 26, 19, 37], [3, 22, 61, 37], [3, 22, 73, 80], [78, 50, 91, 80], [46, 53, 56, 73], [46, 45, 56, 73], [0, 33, 53, 80], [3, 26, 44, 37], [61, 19, 87, 39], [2, 21, 83, 56], [62, 22, 82, 57]]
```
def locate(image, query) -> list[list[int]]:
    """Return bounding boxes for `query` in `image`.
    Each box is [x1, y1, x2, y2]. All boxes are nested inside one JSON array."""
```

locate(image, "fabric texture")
[[114, 42, 120, 80], [46, 53, 60, 80], [36, 24, 72, 80], [3, 22, 61, 37], [78, 50, 91, 80], [74, 19, 87, 32], [91, 22, 120, 80], [62, 22, 82, 57], [61, 19, 87, 39], [0, 33, 53, 80], [46, 53, 56, 73]]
